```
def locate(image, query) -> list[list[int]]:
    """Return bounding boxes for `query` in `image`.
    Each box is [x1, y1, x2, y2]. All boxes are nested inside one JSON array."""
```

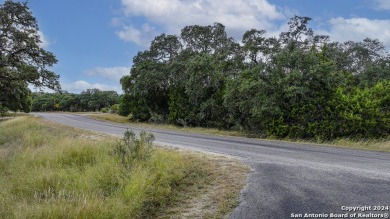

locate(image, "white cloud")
[[111, 17, 123, 27], [374, 0, 390, 10], [324, 17, 390, 47], [84, 66, 130, 81], [116, 23, 156, 47], [38, 31, 50, 48], [117, 26, 142, 44], [117, 0, 284, 44], [62, 80, 121, 94]]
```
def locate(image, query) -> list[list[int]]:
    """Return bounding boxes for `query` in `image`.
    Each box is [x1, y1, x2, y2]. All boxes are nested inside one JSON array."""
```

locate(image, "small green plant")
[[114, 129, 155, 167], [110, 104, 119, 114], [148, 112, 165, 124]]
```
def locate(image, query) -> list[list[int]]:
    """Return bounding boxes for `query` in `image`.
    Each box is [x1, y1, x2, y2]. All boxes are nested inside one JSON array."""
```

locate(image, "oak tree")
[[0, 1, 60, 113]]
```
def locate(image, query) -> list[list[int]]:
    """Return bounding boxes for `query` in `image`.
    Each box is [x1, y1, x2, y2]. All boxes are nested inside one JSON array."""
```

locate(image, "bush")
[[114, 129, 155, 167], [148, 112, 165, 124], [330, 81, 390, 138], [110, 104, 119, 114]]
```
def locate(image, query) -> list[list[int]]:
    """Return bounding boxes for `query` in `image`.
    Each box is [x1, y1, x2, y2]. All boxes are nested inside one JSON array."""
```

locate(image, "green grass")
[[89, 113, 390, 153], [0, 116, 249, 218]]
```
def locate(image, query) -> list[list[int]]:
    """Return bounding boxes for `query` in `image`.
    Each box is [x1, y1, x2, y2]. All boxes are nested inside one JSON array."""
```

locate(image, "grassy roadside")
[[0, 116, 249, 218], [88, 114, 243, 136], [89, 113, 390, 153]]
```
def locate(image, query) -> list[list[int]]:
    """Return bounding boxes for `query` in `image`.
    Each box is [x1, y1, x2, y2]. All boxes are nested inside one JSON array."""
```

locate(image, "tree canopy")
[[31, 89, 120, 112], [0, 0, 60, 113], [119, 17, 390, 140]]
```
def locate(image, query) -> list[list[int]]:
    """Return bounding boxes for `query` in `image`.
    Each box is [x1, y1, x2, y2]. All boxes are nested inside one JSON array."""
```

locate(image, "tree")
[[279, 16, 313, 49], [242, 29, 267, 65], [119, 17, 390, 140], [31, 90, 120, 112], [1, 79, 32, 112], [0, 1, 60, 113], [150, 34, 182, 62], [78, 89, 119, 112]]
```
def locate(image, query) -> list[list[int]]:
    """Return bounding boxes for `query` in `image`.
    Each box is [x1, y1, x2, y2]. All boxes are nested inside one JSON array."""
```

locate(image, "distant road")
[[34, 113, 390, 219]]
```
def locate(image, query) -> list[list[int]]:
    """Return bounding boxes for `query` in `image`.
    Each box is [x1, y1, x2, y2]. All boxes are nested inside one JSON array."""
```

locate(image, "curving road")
[[34, 113, 390, 219]]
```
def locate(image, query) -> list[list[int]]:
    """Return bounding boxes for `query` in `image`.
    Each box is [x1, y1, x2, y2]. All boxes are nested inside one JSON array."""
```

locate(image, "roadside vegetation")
[[3, 0, 388, 150], [32, 17, 389, 145], [116, 17, 389, 141], [89, 113, 243, 136], [0, 116, 249, 218], [89, 113, 390, 153], [31, 89, 119, 112]]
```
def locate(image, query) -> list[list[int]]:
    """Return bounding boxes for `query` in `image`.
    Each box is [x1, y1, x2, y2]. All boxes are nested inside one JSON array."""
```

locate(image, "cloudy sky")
[[21, 0, 390, 93]]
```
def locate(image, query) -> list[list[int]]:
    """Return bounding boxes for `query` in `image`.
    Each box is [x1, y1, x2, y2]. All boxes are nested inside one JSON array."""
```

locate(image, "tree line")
[[119, 16, 390, 140], [1, 1, 388, 140], [31, 89, 120, 112]]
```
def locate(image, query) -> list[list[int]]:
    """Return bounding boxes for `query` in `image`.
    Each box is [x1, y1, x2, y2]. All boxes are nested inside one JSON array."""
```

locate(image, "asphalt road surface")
[[34, 113, 390, 219]]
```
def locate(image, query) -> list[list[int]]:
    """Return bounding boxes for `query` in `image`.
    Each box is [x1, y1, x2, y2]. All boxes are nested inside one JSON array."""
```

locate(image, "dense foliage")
[[0, 1, 60, 113], [119, 16, 390, 139], [32, 89, 120, 112]]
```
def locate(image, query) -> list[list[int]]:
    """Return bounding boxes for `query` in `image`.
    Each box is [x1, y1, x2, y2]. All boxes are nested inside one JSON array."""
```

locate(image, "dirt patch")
[[158, 149, 251, 218]]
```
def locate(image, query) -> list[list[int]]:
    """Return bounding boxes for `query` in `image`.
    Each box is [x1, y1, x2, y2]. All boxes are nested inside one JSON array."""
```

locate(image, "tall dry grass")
[[0, 117, 210, 218]]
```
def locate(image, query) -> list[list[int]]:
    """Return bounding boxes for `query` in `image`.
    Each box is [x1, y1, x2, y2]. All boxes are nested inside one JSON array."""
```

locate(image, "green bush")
[[110, 104, 119, 114], [327, 81, 390, 138]]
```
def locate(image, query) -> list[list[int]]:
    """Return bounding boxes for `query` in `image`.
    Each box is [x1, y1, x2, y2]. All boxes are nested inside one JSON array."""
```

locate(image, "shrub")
[[148, 112, 165, 124], [114, 129, 155, 167], [110, 104, 119, 114]]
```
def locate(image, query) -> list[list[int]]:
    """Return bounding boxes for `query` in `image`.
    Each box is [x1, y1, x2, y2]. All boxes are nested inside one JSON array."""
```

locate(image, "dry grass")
[[157, 151, 250, 218], [0, 116, 250, 218], [89, 113, 390, 153], [89, 113, 243, 136], [327, 138, 390, 152], [89, 113, 131, 123]]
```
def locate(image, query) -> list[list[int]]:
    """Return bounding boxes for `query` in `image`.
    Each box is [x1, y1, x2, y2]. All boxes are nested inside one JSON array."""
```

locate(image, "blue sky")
[[14, 0, 390, 93]]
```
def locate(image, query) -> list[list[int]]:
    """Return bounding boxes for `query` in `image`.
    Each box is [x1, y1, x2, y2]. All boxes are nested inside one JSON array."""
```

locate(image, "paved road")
[[34, 113, 390, 219]]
